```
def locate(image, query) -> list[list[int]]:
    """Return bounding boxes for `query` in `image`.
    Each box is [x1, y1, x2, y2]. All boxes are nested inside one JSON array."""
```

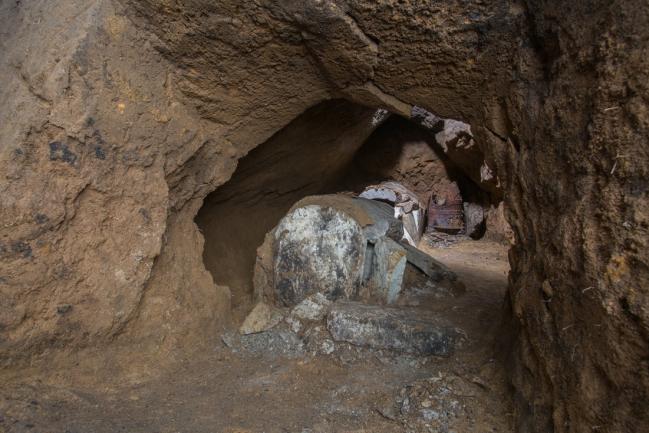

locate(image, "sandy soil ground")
[[0, 237, 513, 433]]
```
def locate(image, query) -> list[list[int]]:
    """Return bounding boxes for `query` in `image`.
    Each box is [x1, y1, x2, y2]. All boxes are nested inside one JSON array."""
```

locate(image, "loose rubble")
[[237, 194, 467, 361], [239, 302, 284, 335], [290, 293, 332, 322], [375, 370, 510, 433]]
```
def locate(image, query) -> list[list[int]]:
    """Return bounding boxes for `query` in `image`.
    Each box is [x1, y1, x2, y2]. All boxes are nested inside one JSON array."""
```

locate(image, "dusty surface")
[[0, 239, 512, 433], [502, 3, 649, 431]]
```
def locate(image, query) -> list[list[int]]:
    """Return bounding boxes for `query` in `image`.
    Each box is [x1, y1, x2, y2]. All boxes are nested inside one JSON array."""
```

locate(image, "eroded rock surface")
[[0, 0, 513, 364], [274, 204, 365, 306]]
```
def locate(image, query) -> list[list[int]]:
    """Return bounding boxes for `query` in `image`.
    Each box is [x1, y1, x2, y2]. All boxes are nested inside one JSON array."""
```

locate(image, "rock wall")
[[0, 0, 647, 432], [341, 115, 463, 205], [503, 1, 649, 432]]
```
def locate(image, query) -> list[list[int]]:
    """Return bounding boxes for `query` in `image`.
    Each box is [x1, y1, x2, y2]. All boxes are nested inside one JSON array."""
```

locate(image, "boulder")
[[239, 302, 284, 335], [327, 301, 457, 356], [254, 195, 405, 307], [272, 203, 366, 306]]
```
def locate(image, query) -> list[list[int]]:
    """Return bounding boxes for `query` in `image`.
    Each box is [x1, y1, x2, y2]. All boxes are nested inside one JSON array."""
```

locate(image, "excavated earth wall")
[[0, 1, 647, 432]]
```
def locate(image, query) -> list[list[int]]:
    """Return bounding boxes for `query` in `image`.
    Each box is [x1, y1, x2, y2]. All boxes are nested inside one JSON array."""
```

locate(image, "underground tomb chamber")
[[196, 100, 508, 330]]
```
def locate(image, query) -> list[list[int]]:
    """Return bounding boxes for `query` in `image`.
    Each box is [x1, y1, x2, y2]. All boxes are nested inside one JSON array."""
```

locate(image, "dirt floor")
[[0, 238, 512, 433]]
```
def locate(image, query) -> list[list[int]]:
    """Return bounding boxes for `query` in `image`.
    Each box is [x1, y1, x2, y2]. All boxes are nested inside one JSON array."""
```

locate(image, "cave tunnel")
[[195, 99, 506, 321]]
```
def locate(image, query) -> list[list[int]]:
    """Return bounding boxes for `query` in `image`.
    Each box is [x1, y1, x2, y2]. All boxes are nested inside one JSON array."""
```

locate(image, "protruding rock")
[[327, 301, 458, 356], [224, 329, 305, 358], [410, 107, 501, 195], [365, 237, 408, 304], [239, 302, 284, 335], [402, 244, 455, 282]]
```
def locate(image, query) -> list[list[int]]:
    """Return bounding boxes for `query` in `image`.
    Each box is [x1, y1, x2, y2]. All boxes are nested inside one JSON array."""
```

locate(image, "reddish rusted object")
[[427, 182, 464, 233]]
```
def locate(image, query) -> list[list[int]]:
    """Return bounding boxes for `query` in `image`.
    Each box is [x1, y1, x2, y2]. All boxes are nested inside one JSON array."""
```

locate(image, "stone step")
[[326, 301, 458, 356]]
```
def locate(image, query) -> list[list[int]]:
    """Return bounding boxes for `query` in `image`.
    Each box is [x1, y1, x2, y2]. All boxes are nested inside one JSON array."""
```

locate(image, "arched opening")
[[196, 99, 510, 321], [195, 99, 382, 318]]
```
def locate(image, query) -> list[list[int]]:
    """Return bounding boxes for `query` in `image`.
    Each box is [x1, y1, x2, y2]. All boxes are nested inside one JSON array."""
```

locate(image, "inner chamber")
[[195, 99, 502, 318]]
